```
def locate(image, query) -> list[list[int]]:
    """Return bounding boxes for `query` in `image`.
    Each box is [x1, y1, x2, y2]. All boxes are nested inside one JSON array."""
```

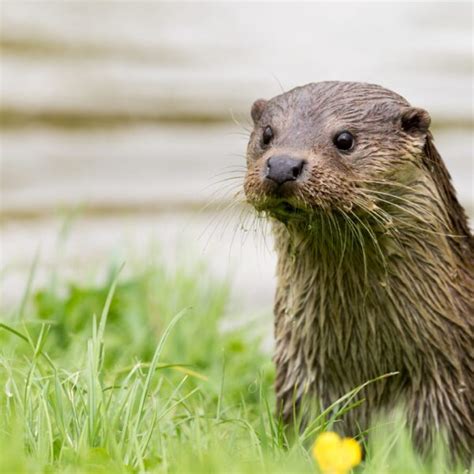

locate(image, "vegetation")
[[0, 257, 469, 473]]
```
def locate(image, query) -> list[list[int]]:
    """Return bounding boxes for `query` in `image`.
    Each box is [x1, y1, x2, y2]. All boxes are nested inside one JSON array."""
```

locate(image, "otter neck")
[[272, 216, 470, 389]]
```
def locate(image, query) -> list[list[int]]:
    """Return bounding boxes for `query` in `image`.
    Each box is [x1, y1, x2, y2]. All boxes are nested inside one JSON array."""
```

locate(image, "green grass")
[[0, 256, 469, 473]]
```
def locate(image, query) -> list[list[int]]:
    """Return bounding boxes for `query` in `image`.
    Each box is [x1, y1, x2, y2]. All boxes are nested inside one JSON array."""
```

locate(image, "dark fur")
[[244, 82, 473, 460]]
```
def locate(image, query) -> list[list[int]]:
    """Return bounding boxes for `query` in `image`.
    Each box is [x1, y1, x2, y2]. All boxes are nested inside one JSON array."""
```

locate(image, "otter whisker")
[[199, 194, 245, 250], [198, 188, 240, 216], [359, 188, 445, 227], [350, 211, 388, 273], [227, 205, 253, 260], [229, 109, 253, 135], [354, 177, 429, 195], [338, 209, 369, 288], [205, 180, 245, 199], [335, 212, 350, 273], [361, 193, 461, 238]]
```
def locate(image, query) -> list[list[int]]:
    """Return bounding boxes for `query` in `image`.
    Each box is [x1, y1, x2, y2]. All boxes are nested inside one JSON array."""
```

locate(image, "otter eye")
[[262, 126, 274, 146], [334, 131, 354, 151]]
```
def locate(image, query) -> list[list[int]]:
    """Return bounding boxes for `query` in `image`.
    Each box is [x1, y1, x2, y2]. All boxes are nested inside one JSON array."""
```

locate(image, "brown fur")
[[244, 82, 473, 460]]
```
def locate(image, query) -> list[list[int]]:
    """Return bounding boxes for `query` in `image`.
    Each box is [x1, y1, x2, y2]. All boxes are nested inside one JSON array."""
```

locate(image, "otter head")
[[244, 81, 433, 228]]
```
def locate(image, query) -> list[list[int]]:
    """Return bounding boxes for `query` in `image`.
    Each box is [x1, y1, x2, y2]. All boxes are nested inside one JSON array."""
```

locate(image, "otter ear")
[[251, 99, 267, 123], [400, 107, 431, 134]]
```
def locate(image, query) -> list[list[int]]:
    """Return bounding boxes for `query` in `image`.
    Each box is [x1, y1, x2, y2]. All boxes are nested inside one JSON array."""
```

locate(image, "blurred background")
[[1, 2, 472, 316]]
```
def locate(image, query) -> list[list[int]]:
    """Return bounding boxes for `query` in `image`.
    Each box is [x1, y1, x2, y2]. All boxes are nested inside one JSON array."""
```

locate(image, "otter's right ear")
[[251, 99, 267, 124], [400, 107, 431, 135]]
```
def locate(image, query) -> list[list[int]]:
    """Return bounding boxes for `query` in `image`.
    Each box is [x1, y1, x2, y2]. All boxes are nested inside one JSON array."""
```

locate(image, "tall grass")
[[0, 257, 469, 473]]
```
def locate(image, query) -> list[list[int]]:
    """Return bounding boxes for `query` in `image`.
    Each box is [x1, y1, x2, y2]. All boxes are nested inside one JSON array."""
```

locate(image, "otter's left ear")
[[400, 107, 431, 134]]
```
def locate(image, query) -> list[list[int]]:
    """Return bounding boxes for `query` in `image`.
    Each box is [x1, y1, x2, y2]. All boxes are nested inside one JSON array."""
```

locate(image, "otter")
[[244, 81, 473, 460]]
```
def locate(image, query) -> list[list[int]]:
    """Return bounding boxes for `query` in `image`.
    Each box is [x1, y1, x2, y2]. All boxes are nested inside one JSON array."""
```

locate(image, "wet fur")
[[244, 82, 473, 460]]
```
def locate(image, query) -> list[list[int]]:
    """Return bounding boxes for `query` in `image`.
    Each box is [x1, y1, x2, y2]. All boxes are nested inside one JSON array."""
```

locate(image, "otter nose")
[[266, 155, 305, 185]]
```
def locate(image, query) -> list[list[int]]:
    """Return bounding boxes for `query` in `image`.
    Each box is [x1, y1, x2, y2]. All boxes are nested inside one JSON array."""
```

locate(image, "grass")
[[0, 255, 470, 473]]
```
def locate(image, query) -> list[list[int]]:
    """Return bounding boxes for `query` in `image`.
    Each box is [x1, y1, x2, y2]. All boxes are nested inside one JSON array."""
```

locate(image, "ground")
[[0, 257, 467, 473]]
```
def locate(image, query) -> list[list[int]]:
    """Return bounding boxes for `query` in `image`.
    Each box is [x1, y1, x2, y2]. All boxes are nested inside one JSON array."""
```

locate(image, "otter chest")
[[275, 263, 408, 392]]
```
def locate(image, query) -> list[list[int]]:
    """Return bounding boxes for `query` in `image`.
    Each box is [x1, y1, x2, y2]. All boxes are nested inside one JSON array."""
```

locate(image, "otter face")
[[244, 81, 431, 222]]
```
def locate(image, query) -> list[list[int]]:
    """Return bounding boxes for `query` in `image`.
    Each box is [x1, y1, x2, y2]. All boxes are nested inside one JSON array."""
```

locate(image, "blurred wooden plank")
[[1, 125, 471, 217], [2, 2, 473, 121]]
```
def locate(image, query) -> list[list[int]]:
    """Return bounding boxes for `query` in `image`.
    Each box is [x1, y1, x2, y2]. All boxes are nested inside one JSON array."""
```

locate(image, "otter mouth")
[[256, 198, 308, 221]]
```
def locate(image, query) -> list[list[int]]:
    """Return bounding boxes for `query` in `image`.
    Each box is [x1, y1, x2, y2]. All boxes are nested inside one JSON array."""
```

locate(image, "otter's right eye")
[[333, 131, 354, 151], [262, 126, 274, 146]]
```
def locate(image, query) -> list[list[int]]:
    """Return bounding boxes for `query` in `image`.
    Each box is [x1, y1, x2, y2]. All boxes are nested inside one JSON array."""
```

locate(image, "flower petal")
[[341, 437, 362, 467]]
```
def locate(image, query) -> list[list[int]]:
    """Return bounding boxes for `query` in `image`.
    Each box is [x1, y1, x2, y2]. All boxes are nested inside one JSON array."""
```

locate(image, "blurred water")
[[0, 2, 472, 313]]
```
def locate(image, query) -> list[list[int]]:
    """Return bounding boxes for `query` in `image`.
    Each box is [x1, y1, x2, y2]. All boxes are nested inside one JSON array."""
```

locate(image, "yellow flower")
[[312, 431, 362, 474]]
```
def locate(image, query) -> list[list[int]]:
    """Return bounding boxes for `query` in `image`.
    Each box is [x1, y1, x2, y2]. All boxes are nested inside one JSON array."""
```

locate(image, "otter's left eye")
[[333, 131, 354, 151], [262, 126, 274, 146]]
